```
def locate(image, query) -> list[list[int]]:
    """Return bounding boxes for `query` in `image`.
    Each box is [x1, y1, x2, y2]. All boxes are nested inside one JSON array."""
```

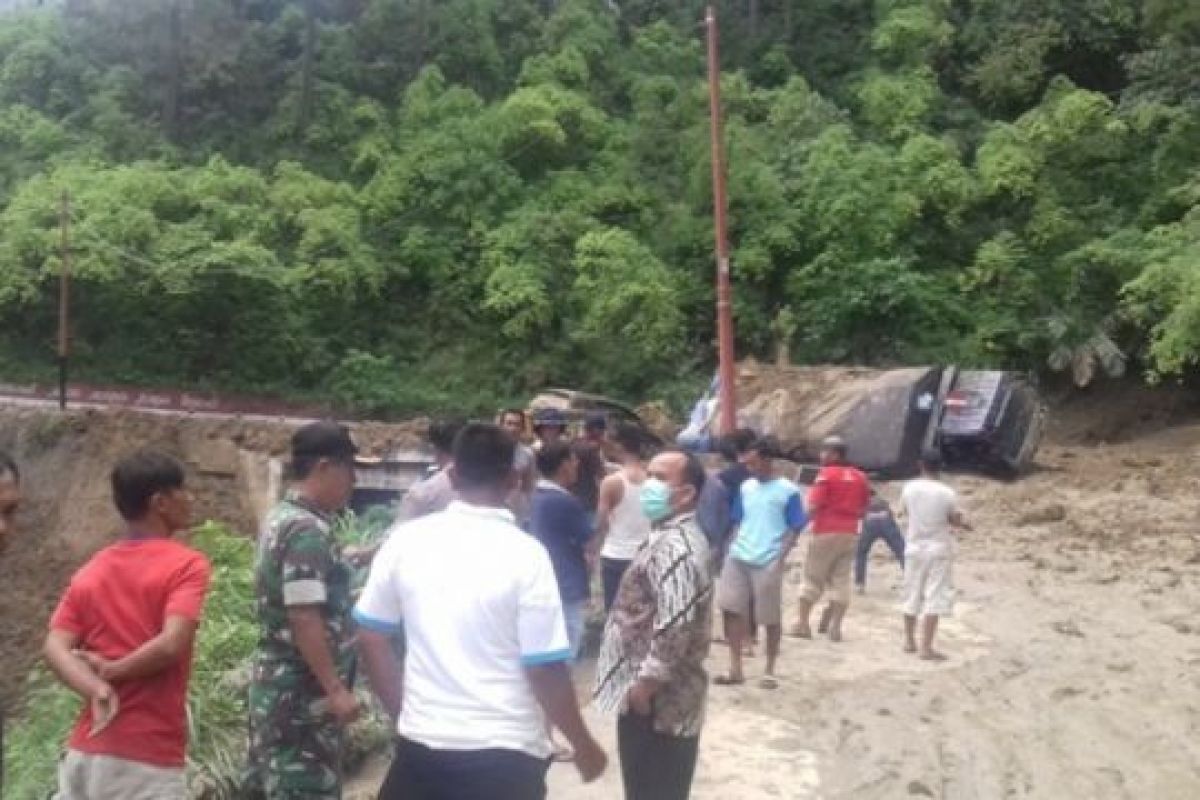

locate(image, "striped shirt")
[[593, 512, 713, 737]]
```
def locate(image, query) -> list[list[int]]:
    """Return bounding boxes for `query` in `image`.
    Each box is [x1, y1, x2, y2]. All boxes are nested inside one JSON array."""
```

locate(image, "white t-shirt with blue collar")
[[354, 500, 570, 758]]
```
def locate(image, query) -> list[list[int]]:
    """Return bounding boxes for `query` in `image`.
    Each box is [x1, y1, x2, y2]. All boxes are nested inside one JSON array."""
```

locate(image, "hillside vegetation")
[[0, 0, 1197, 414]]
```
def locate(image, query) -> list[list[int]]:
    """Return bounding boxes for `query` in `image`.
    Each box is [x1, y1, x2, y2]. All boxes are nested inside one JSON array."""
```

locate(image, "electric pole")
[[706, 6, 738, 436], [58, 191, 71, 410]]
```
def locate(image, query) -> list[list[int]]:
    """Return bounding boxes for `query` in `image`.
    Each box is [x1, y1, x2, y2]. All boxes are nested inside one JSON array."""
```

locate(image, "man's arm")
[[44, 629, 119, 735], [525, 662, 606, 781], [781, 491, 808, 556], [589, 473, 624, 560], [353, 534, 406, 719], [278, 523, 358, 725], [45, 629, 107, 700], [518, 545, 606, 781], [521, 459, 537, 494], [356, 628, 403, 718], [288, 606, 353, 697], [81, 617, 198, 683], [807, 474, 829, 515]]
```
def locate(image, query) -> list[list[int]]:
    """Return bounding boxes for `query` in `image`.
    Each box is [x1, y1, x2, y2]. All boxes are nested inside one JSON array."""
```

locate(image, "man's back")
[[357, 502, 569, 758], [901, 477, 959, 549], [531, 483, 592, 605], [50, 538, 210, 767], [571, 439, 606, 513], [809, 464, 870, 534], [397, 467, 456, 522]]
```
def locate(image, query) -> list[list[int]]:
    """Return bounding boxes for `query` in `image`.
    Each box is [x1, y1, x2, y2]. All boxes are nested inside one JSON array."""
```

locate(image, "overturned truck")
[[678, 362, 1045, 478]]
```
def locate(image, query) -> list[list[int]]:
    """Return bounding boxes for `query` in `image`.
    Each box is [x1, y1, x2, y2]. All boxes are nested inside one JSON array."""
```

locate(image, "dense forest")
[[0, 0, 1196, 415]]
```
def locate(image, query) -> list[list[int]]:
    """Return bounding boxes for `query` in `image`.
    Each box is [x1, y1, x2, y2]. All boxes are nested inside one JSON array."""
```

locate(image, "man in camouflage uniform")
[[246, 422, 360, 799]]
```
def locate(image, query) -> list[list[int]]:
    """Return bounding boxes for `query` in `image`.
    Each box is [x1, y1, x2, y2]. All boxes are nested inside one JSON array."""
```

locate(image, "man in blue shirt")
[[716, 438, 807, 688], [531, 441, 594, 659]]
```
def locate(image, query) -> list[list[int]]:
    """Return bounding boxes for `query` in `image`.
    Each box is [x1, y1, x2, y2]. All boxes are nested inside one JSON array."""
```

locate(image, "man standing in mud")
[[594, 449, 713, 800], [792, 436, 870, 642], [899, 451, 971, 660], [716, 438, 806, 687], [0, 451, 21, 798], [246, 422, 361, 799]]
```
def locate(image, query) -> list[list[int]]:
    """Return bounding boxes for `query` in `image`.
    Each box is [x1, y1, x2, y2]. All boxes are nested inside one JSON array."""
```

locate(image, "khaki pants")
[[717, 556, 785, 626], [801, 534, 859, 606], [54, 750, 186, 800]]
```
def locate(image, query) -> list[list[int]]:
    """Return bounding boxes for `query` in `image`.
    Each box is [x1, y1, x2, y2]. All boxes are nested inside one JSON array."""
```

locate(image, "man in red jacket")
[[792, 437, 869, 642]]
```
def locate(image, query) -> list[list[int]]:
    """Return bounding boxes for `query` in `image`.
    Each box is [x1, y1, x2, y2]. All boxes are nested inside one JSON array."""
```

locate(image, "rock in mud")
[[907, 780, 935, 796]]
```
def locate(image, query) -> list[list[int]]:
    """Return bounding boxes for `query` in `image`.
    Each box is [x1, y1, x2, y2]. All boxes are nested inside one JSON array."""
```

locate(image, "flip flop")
[[760, 676, 780, 690], [713, 675, 745, 686]]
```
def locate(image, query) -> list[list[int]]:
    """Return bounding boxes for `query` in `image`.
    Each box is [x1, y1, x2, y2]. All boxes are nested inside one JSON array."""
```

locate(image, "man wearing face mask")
[[593, 449, 714, 800]]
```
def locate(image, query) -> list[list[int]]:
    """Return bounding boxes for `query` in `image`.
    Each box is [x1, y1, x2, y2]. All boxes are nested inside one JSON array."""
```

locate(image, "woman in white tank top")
[[591, 426, 652, 612]]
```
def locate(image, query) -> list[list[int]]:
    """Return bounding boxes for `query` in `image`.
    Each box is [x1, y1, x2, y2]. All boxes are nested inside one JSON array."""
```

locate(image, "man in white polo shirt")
[[354, 423, 607, 799]]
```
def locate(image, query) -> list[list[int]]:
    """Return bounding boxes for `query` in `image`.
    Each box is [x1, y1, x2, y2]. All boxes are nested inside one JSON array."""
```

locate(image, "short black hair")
[[112, 450, 185, 521], [429, 418, 465, 455], [453, 423, 516, 490], [500, 408, 526, 424], [291, 421, 357, 480], [0, 451, 18, 483], [719, 427, 757, 460], [612, 422, 643, 456], [919, 449, 943, 472], [536, 441, 575, 479], [750, 436, 781, 459], [658, 447, 706, 495]]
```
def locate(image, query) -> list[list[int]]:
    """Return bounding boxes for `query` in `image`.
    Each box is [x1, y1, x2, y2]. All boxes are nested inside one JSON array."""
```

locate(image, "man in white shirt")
[[354, 423, 607, 799], [899, 451, 971, 661]]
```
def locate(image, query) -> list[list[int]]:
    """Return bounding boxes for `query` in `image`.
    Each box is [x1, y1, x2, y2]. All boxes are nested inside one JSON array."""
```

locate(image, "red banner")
[[0, 381, 331, 419]]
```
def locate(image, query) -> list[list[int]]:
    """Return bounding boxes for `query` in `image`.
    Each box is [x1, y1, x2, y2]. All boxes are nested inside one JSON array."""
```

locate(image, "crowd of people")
[[0, 405, 971, 800]]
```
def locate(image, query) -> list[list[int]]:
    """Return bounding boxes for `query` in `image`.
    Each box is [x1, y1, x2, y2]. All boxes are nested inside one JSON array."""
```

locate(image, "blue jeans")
[[563, 600, 587, 660], [855, 520, 905, 587]]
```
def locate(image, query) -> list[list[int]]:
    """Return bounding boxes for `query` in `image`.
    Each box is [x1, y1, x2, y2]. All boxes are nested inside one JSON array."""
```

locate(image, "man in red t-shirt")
[[792, 436, 870, 642], [44, 451, 211, 800]]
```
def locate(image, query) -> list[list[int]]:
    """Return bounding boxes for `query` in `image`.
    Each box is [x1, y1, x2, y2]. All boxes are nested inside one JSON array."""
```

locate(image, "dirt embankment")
[[0, 406, 424, 716]]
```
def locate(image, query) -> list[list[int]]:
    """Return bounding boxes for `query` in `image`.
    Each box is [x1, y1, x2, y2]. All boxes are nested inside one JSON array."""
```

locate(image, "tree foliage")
[[0, 0, 1197, 414]]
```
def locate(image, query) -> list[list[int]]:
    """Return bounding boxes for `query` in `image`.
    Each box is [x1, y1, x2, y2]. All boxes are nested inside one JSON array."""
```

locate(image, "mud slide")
[[354, 384, 1200, 799]]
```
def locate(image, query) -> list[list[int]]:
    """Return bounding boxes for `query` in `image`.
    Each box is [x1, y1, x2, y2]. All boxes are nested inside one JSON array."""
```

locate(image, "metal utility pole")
[[706, 5, 737, 436], [58, 191, 71, 410]]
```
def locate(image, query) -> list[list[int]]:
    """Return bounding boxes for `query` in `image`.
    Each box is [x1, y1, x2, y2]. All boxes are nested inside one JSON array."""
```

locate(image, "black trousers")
[[618, 712, 699, 800], [378, 738, 550, 800], [601, 557, 632, 613]]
